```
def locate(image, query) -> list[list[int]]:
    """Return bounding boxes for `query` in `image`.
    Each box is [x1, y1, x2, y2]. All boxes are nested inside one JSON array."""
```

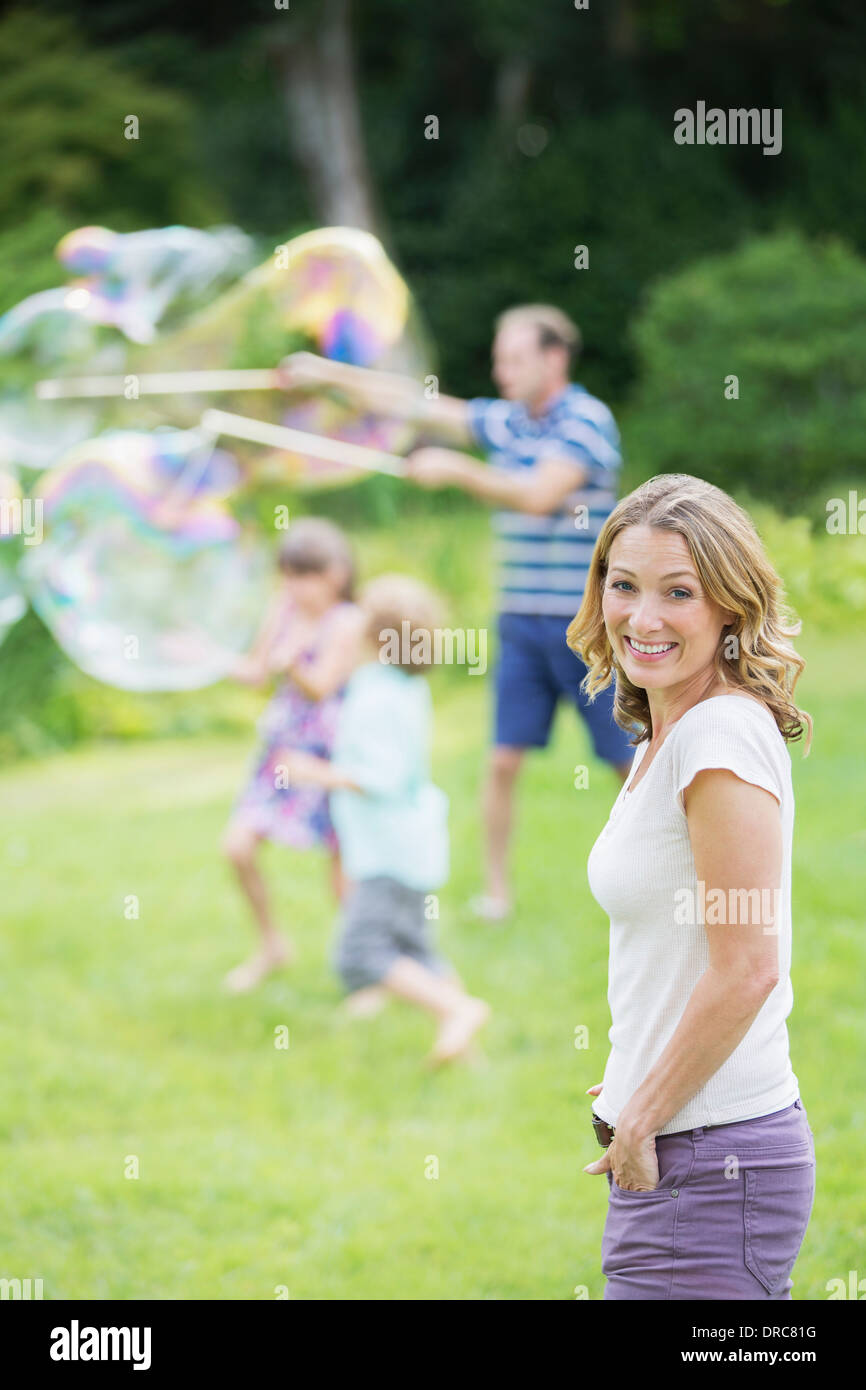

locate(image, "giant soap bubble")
[[0, 396, 105, 473], [55, 224, 255, 344], [132, 226, 411, 376], [124, 226, 431, 486], [0, 223, 254, 472], [0, 566, 26, 649], [0, 286, 113, 364], [21, 429, 270, 691], [249, 395, 414, 490], [255, 225, 410, 365], [0, 467, 23, 541]]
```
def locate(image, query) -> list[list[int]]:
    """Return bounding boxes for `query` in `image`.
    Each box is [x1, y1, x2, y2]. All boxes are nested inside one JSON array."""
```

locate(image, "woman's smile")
[[622, 635, 679, 662]]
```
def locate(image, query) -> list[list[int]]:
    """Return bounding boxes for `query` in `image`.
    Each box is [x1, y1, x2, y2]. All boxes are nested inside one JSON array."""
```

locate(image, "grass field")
[[1, 621, 864, 1300]]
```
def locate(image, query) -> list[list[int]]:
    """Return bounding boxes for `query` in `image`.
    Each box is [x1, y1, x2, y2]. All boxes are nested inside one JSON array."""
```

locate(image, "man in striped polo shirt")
[[279, 304, 633, 920]]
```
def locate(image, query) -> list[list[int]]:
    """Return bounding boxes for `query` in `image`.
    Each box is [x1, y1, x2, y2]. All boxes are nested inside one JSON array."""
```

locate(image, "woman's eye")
[[609, 581, 692, 598]]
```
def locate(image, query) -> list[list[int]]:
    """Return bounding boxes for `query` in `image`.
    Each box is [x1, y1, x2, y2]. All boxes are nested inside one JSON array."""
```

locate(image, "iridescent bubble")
[[0, 566, 26, 648], [254, 395, 415, 489], [37, 428, 242, 536], [55, 224, 255, 344], [21, 429, 270, 691], [0, 468, 23, 541], [0, 223, 254, 471], [130, 226, 412, 380], [269, 226, 409, 365], [126, 227, 430, 487], [0, 396, 104, 472], [0, 286, 111, 364]]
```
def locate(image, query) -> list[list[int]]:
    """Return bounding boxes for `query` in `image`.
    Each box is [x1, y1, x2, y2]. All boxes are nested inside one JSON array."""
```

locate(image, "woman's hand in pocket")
[[583, 1084, 660, 1191]]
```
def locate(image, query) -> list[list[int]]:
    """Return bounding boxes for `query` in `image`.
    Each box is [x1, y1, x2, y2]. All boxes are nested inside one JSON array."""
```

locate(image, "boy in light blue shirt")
[[280, 574, 490, 1066], [329, 659, 449, 893]]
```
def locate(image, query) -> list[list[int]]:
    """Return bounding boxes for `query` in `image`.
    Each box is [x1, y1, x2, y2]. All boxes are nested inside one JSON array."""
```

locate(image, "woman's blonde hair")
[[566, 473, 812, 751]]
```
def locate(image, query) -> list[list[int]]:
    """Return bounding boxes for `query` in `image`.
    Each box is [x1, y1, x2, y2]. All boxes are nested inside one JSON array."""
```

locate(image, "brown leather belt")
[[592, 1113, 615, 1147], [593, 1111, 738, 1144]]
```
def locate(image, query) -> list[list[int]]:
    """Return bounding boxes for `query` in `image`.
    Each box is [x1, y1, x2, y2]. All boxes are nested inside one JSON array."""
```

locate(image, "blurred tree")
[[0, 8, 221, 235], [266, 0, 380, 233], [22, 4, 866, 397], [622, 230, 866, 509]]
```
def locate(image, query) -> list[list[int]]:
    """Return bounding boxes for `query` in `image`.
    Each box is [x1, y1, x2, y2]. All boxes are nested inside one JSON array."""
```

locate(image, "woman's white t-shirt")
[[588, 694, 800, 1136]]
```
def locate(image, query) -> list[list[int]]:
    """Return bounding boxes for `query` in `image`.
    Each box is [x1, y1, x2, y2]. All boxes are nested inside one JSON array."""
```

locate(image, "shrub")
[[621, 230, 866, 509]]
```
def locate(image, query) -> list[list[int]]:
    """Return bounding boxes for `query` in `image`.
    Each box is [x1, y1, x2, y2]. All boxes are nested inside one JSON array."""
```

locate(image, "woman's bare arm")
[[585, 767, 783, 1188]]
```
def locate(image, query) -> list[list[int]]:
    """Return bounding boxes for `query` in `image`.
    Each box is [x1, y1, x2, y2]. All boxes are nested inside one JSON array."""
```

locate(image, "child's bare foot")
[[427, 997, 491, 1067], [340, 985, 389, 1019], [223, 938, 294, 994], [467, 894, 510, 922]]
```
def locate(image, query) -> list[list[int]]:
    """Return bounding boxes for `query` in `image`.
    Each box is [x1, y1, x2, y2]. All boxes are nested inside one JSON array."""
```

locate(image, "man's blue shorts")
[[494, 612, 634, 764]]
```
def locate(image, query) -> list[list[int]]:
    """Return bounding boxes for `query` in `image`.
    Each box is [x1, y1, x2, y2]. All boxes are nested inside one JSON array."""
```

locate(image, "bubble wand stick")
[[35, 369, 281, 400], [199, 408, 408, 478]]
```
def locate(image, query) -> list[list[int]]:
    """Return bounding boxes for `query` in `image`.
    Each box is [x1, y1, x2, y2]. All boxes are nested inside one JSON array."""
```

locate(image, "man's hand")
[[405, 448, 470, 489], [406, 446, 587, 515]]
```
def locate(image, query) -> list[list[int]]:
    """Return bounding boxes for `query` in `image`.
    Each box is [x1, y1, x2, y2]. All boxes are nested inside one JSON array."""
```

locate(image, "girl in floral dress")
[[222, 518, 364, 993]]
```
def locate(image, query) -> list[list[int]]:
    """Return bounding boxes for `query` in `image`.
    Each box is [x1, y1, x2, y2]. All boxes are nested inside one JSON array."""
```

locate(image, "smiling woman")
[[566, 473, 816, 1301], [569, 473, 811, 749]]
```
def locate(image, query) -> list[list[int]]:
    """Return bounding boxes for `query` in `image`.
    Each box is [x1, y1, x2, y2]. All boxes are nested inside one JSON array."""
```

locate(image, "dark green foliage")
[[622, 230, 866, 508], [397, 109, 754, 403], [0, 9, 221, 242]]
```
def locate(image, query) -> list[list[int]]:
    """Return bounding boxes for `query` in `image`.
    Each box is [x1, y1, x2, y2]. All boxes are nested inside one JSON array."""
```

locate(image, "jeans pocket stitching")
[[743, 1164, 815, 1296], [702, 1142, 813, 1160], [609, 1185, 669, 1200], [743, 1170, 772, 1293]]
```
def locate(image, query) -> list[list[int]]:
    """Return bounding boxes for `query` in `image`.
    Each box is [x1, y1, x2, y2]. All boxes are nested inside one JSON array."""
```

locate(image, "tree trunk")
[[275, 0, 380, 233], [494, 55, 532, 130], [605, 0, 639, 60]]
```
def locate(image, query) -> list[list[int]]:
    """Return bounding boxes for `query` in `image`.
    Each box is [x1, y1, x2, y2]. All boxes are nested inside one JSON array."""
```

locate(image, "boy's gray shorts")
[[334, 875, 448, 993]]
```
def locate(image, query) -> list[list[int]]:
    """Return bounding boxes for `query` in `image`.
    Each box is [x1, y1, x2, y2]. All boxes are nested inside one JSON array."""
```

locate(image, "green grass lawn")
[[1, 625, 863, 1300]]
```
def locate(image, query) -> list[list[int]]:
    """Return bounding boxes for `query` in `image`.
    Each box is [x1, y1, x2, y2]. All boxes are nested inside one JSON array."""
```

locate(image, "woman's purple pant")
[[602, 1099, 816, 1300]]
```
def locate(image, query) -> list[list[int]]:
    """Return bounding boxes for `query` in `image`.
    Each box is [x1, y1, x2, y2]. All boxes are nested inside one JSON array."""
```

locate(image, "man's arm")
[[278, 352, 472, 446], [279, 351, 591, 510], [405, 447, 588, 516]]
